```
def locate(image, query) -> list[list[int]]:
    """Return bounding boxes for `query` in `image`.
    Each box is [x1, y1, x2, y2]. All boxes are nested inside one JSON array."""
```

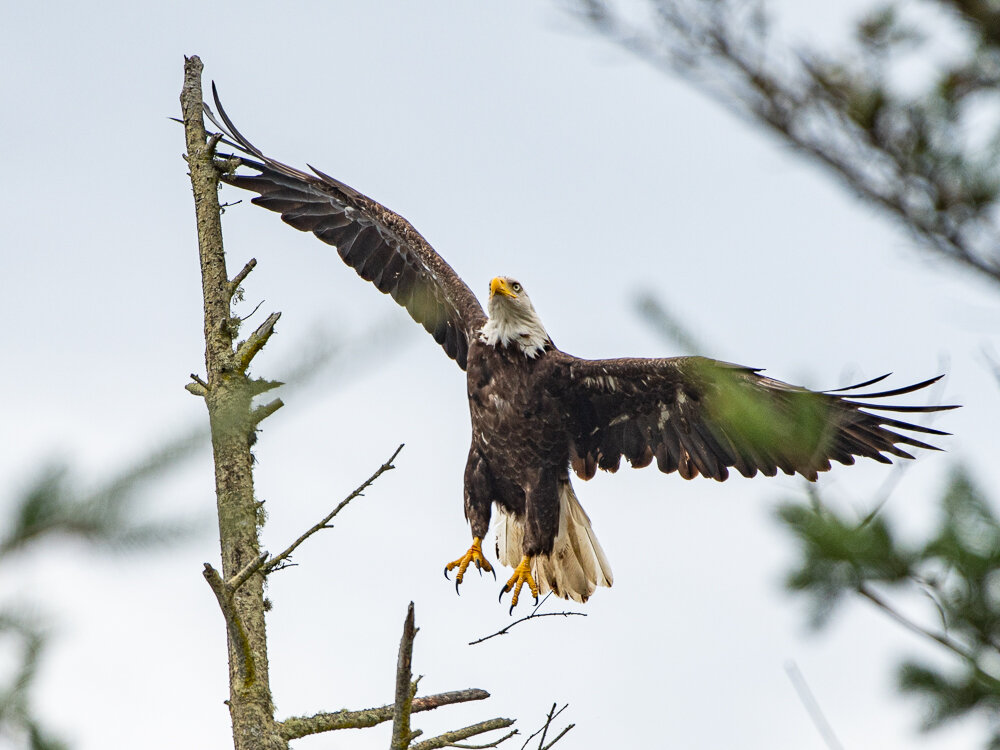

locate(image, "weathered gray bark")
[[180, 55, 284, 750]]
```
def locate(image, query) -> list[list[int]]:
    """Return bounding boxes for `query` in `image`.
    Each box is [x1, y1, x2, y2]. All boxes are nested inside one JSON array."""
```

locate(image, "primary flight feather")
[[205, 86, 957, 611]]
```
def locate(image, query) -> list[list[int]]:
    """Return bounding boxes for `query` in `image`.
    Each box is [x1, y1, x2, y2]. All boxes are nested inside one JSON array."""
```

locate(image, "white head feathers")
[[479, 276, 551, 358]]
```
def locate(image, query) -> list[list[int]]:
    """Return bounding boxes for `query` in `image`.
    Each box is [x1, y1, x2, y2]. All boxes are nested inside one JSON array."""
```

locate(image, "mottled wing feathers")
[[563, 356, 956, 483], [205, 85, 486, 369]]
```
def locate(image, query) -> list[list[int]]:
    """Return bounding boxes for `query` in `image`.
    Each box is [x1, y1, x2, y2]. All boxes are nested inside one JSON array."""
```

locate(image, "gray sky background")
[[2, 2, 998, 749]]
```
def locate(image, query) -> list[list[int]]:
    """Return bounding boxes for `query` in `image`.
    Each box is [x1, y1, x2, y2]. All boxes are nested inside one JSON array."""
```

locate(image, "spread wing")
[[204, 85, 486, 370], [562, 355, 957, 482]]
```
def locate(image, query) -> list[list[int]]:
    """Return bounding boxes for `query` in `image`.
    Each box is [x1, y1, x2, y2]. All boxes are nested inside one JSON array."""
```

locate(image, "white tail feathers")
[[493, 480, 613, 603]]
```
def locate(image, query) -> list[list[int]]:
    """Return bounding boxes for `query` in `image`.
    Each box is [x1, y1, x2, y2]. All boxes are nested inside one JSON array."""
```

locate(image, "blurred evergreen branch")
[[0, 430, 204, 560], [778, 469, 1000, 744], [0, 427, 208, 749], [568, 0, 1000, 287], [0, 611, 66, 750]]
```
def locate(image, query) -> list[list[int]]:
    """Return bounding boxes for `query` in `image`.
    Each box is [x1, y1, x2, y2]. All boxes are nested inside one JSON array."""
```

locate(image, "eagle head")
[[480, 276, 551, 357]]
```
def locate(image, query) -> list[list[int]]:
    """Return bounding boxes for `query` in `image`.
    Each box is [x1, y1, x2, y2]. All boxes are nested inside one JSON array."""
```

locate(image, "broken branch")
[[202, 563, 254, 684], [235, 311, 281, 372], [250, 398, 283, 428], [391, 602, 419, 749], [229, 257, 257, 297]]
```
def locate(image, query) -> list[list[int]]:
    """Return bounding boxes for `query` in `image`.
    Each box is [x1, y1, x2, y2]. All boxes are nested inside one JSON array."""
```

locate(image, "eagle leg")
[[444, 537, 495, 594], [500, 555, 540, 614]]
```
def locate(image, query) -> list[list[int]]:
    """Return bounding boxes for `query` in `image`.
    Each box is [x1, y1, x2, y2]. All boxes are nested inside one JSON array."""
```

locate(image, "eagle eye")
[[512, 282, 522, 293]]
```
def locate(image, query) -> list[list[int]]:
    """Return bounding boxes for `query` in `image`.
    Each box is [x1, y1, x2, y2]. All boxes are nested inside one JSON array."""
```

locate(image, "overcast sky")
[[3, 2, 999, 749]]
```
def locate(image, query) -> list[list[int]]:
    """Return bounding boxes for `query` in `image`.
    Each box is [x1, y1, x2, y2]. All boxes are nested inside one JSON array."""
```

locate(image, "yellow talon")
[[501, 555, 539, 613], [444, 537, 494, 592]]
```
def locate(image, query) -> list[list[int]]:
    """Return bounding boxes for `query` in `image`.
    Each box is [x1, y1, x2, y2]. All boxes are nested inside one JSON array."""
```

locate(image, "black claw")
[[455, 579, 461, 596], [489, 567, 496, 581], [508, 603, 515, 616], [443, 567, 450, 580], [498, 587, 506, 603]]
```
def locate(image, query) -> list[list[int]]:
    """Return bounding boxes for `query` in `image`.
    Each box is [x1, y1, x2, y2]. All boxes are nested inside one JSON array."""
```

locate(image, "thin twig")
[[536, 704, 555, 750], [409, 718, 517, 750], [912, 575, 951, 634], [469, 594, 585, 645], [519, 703, 572, 750], [277, 689, 491, 740], [857, 584, 1000, 688], [239, 298, 266, 324], [858, 584, 973, 661], [784, 661, 843, 750], [452, 731, 519, 749], [539, 724, 573, 750], [264, 443, 404, 574]]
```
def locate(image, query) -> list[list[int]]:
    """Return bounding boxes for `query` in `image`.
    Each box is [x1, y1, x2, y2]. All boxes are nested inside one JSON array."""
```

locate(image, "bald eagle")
[[205, 87, 956, 611]]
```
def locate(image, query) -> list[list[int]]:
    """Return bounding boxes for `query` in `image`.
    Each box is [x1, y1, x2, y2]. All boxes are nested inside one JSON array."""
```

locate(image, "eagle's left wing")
[[203, 86, 487, 370], [560, 355, 956, 482]]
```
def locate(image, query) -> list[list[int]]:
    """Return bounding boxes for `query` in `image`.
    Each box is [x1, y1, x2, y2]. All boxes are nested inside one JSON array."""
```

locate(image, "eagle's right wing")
[[559, 355, 956, 482], [205, 85, 486, 370]]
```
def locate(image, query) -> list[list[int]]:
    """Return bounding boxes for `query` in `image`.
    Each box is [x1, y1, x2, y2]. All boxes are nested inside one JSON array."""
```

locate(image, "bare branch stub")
[[249, 377, 284, 396], [185, 382, 209, 397], [411, 690, 490, 711], [236, 311, 282, 371], [391, 602, 418, 750], [202, 563, 254, 684], [264, 443, 404, 574], [207, 131, 224, 153], [227, 551, 270, 593], [229, 257, 258, 298], [250, 398, 284, 428]]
